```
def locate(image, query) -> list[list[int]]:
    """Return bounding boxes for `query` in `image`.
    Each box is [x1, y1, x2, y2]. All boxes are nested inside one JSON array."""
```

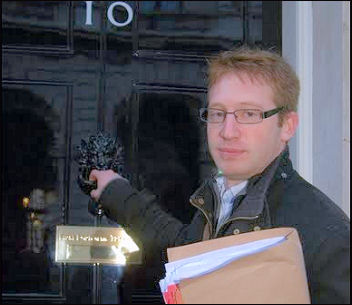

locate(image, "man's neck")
[[224, 177, 247, 189]]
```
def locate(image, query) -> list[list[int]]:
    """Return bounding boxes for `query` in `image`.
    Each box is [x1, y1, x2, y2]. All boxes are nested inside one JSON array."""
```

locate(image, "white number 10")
[[85, 1, 133, 27]]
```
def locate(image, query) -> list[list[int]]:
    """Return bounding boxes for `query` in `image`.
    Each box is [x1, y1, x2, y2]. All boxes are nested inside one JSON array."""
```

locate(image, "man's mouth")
[[218, 148, 246, 158]]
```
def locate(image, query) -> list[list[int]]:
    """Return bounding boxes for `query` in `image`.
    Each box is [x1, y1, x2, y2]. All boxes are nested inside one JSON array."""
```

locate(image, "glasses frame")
[[199, 106, 285, 124]]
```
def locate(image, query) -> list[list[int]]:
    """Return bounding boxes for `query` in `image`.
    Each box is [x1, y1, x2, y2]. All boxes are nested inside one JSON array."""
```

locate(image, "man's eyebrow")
[[208, 102, 264, 109]]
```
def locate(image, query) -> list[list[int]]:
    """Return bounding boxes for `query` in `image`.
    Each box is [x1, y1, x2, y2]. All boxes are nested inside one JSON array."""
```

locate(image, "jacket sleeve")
[[308, 223, 350, 304], [98, 178, 189, 256]]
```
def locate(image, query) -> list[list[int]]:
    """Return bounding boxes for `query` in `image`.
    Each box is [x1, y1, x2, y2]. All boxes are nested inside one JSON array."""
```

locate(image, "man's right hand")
[[89, 169, 121, 202]]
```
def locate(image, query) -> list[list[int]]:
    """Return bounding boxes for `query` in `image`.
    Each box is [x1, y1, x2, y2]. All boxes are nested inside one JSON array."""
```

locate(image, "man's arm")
[[309, 225, 350, 304], [89, 169, 186, 251]]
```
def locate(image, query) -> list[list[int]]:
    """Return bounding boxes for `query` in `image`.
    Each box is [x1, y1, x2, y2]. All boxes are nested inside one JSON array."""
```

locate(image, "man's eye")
[[215, 111, 224, 117], [209, 110, 224, 118], [243, 110, 258, 118]]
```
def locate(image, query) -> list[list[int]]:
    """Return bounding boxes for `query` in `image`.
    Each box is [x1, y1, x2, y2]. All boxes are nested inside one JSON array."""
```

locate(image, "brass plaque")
[[55, 225, 142, 265]]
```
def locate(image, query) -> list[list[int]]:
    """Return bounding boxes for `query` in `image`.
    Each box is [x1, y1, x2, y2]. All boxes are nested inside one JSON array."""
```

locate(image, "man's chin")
[[218, 167, 249, 179], [216, 157, 248, 171]]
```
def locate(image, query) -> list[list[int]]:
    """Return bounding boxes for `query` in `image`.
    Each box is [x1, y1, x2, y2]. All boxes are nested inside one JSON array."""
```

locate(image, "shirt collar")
[[215, 175, 248, 199]]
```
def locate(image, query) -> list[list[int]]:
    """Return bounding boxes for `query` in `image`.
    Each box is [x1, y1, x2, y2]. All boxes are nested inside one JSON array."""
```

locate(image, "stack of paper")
[[159, 236, 286, 304]]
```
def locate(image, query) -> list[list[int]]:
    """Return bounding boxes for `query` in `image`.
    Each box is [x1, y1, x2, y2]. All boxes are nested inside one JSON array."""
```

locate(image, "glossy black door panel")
[[2, 81, 71, 300], [2, 1, 73, 53], [136, 1, 281, 53]]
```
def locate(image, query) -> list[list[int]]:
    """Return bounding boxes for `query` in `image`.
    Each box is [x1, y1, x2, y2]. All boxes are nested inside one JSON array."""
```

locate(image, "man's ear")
[[281, 111, 299, 142]]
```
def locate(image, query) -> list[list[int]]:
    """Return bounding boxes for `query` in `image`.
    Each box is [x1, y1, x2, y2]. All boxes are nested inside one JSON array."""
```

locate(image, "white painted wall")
[[342, 1, 350, 217], [282, 1, 350, 217]]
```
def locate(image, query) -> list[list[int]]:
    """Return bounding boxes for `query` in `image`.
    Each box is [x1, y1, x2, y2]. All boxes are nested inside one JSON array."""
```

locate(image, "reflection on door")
[[2, 85, 67, 294]]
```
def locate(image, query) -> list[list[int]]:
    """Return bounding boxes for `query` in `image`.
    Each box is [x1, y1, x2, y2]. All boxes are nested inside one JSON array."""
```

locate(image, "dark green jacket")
[[99, 148, 350, 304]]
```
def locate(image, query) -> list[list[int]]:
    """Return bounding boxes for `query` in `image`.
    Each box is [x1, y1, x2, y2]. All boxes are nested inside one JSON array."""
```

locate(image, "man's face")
[[207, 72, 297, 186]]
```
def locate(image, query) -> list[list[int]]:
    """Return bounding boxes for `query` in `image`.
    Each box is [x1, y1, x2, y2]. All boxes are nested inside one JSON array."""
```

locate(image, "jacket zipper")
[[214, 215, 260, 238], [189, 198, 214, 238], [190, 197, 260, 239], [190, 180, 261, 239], [210, 179, 258, 238]]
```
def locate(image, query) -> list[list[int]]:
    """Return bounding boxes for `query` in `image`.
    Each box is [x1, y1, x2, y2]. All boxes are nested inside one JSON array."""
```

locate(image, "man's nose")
[[219, 113, 241, 139]]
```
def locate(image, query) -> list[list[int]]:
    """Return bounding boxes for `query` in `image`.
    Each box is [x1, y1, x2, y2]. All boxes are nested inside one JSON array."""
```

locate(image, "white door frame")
[[282, 1, 313, 184]]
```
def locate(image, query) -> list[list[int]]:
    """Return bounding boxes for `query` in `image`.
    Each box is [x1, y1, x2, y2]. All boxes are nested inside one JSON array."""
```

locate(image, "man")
[[90, 46, 350, 303]]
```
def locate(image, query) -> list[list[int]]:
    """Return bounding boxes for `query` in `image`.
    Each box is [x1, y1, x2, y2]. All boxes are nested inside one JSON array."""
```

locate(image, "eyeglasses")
[[199, 106, 284, 124]]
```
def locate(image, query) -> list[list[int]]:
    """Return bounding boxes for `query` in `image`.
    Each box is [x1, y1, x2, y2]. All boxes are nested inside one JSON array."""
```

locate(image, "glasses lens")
[[209, 109, 225, 123], [236, 109, 262, 123], [200, 108, 223, 123]]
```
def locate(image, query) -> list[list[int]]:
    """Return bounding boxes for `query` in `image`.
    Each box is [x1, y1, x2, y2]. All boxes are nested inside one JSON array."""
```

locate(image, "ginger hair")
[[207, 46, 300, 125]]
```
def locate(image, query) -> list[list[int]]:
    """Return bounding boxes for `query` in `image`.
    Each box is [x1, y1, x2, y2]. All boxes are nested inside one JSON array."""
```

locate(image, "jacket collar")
[[190, 146, 293, 218]]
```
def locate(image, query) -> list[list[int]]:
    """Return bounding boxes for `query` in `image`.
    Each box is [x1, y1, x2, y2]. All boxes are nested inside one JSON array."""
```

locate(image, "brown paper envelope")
[[167, 227, 310, 304]]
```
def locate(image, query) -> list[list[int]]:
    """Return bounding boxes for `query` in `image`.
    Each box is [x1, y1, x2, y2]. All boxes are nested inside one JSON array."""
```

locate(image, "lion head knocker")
[[74, 132, 126, 196]]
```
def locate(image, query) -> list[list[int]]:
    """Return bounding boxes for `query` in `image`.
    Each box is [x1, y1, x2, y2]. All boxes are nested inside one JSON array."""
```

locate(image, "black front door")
[[2, 1, 281, 303]]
